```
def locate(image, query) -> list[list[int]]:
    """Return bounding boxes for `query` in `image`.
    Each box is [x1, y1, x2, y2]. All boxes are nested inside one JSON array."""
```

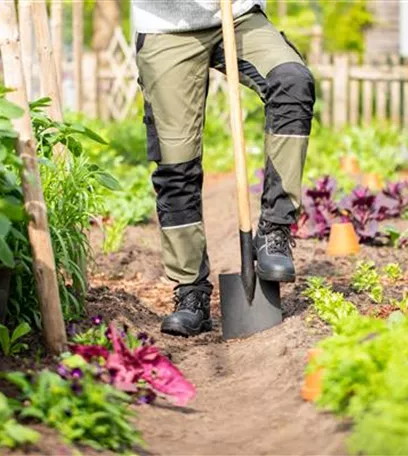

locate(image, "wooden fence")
[[84, 27, 408, 129], [314, 54, 408, 129]]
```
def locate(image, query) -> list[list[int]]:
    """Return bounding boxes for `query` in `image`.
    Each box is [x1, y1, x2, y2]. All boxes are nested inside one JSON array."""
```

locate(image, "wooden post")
[[82, 52, 98, 117], [309, 25, 323, 65], [277, 0, 287, 18], [18, 0, 33, 100], [333, 54, 349, 129], [51, 0, 64, 100], [0, 0, 67, 354], [73, 0, 84, 112], [32, 0, 63, 123]]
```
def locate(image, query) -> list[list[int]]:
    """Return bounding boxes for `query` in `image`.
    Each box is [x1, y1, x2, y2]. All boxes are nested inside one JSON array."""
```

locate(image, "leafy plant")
[[351, 261, 383, 303], [7, 370, 143, 453], [0, 322, 31, 356], [2, 94, 120, 327], [382, 263, 404, 282], [0, 392, 39, 449], [303, 277, 358, 332], [70, 322, 196, 406]]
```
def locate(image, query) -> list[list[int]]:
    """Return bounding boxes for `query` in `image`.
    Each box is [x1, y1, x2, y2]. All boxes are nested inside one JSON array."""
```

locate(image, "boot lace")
[[173, 290, 204, 312], [261, 223, 296, 256]]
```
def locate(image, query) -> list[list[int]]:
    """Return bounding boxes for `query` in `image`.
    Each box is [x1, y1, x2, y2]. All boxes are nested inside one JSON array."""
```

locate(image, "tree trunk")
[[92, 0, 121, 51]]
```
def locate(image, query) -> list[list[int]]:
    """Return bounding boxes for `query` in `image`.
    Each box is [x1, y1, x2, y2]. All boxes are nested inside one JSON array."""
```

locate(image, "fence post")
[[18, 0, 33, 100], [0, 0, 67, 354], [73, 0, 84, 112], [51, 0, 63, 99], [333, 54, 349, 129], [309, 24, 323, 65]]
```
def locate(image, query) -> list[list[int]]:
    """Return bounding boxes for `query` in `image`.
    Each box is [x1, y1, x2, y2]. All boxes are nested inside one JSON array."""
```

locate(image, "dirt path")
[[91, 174, 408, 456]]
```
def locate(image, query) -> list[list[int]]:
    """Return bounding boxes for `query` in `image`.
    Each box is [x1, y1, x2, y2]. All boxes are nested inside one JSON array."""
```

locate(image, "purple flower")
[[91, 315, 103, 326], [71, 381, 83, 395], [57, 364, 70, 379], [67, 323, 77, 338], [138, 332, 149, 344], [138, 390, 157, 405], [71, 368, 83, 380]]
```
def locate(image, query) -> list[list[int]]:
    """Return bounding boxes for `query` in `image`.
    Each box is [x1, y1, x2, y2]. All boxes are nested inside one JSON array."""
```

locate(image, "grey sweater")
[[131, 1, 266, 33]]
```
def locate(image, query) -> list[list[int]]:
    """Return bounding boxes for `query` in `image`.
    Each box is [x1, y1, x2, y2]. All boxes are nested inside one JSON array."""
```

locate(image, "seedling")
[[382, 263, 404, 282], [0, 322, 31, 356], [352, 261, 383, 303]]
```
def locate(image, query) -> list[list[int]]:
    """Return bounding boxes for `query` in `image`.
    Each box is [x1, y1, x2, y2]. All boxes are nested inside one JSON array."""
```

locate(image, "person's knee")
[[152, 158, 203, 227], [265, 62, 315, 136]]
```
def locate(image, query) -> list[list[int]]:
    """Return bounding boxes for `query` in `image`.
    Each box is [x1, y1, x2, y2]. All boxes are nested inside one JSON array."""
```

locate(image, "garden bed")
[[1, 174, 408, 455]]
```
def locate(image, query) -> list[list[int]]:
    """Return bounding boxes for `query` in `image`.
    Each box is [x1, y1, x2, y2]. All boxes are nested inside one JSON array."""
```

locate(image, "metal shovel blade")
[[219, 273, 282, 340]]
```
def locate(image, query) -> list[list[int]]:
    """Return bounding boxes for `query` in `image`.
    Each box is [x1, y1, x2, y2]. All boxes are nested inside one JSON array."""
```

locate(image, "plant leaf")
[[0, 324, 10, 355], [0, 236, 14, 268], [0, 98, 24, 119], [0, 214, 11, 237], [94, 171, 122, 191], [11, 322, 31, 344]]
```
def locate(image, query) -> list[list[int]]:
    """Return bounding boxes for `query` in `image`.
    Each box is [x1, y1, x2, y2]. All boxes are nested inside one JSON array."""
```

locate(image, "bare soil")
[[2, 174, 408, 455]]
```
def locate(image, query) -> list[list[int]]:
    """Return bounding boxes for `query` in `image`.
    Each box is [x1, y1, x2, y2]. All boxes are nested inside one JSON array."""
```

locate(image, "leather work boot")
[[161, 289, 212, 337], [254, 222, 296, 282]]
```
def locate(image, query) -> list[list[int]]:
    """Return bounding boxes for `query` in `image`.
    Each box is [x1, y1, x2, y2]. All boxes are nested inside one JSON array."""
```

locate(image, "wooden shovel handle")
[[220, 0, 252, 233]]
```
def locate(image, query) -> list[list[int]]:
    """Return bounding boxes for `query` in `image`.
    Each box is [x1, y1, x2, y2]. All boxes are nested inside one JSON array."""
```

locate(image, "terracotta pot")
[[327, 222, 360, 256], [398, 169, 408, 182], [362, 173, 383, 191], [340, 156, 360, 176], [301, 348, 324, 402], [0, 267, 12, 324]]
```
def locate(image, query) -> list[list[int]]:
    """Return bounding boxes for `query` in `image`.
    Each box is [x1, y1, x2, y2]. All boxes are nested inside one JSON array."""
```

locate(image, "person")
[[132, 1, 315, 337]]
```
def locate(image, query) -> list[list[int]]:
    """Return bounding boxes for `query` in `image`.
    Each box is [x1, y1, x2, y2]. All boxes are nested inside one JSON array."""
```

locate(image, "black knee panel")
[[152, 157, 203, 227], [265, 62, 315, 135]]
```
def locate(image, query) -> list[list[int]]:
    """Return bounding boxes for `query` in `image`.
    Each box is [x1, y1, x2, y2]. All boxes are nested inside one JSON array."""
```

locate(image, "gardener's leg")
[[136, 32, 213, 336], [212, 8, 315, 282]]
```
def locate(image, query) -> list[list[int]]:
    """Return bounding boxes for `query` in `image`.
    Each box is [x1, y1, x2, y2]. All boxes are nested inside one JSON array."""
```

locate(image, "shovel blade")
[[219, 273, 282, 340]]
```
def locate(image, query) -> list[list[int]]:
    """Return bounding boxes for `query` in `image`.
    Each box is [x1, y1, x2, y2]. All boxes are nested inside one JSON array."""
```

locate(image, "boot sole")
[[161, 319, 213, 338], [256, 266, 296, 283]]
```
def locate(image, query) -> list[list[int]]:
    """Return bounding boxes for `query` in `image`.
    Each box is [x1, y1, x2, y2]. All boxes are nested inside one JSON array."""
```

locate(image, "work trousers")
[[136, 8, 315, 295]]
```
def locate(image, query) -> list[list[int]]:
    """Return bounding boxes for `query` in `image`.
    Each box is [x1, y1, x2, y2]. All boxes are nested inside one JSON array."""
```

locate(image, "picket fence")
[[78, 28, 408, 129]]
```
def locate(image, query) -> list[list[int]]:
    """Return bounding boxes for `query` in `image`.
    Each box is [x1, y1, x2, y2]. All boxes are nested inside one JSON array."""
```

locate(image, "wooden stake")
[[31, 0, 63, 122], [0, 0, 67, 354], [51, 0, 64, 100], [18, 0, 33, 100], [73, 0, 84, 112]]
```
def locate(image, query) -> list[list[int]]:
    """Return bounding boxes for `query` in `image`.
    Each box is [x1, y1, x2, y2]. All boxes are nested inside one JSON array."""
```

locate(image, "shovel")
[[219, 0, 282, 340]]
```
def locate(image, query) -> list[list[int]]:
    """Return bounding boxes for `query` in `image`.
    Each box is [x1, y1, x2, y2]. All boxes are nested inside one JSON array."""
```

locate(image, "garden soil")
[[89, 174, 408, 456], [4, 174, 408, 456]]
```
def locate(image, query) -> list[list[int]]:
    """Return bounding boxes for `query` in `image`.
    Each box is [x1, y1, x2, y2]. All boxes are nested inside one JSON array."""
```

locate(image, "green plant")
[[0, 88, 25, 269], [0, 392, 39, 449], [71, 318, 141, 351], [351, 261, 383, 303], [0, 322, 31, 356], [303, 277, 358, 332], [4, 96, 120, 326], [103, 217, 129, 254], [7, 370, 143, 453], [382, 263, 404, 281]]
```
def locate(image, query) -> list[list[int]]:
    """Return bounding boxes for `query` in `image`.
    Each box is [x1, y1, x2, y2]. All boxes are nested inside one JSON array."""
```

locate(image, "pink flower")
[[106, 325, 196, 406], [69, 344, 109, 362]]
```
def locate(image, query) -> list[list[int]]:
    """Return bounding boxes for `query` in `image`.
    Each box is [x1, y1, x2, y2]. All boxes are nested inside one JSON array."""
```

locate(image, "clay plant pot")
[[340, 156, 360, 176], [398, 169, 408, 182], [301, 348, 324, 402], [362, 173, 383, 191], [327, 222, 360, 256], [0, 267, 12, 324]]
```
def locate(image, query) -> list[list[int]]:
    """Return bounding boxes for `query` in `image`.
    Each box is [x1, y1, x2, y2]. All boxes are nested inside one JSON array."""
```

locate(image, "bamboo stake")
[[51, 0, 64, 100], [73, 0, 84, 112], [0, 0, 67, 354], [18, 0, 33, 100], [31, 0, 63, 122]]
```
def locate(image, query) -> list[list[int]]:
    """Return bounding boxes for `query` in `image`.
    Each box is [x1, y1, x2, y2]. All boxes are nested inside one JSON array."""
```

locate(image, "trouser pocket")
[[280, 31, 305, 63], [136, 33, 146, 52], [143, 101, 162, 162]]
